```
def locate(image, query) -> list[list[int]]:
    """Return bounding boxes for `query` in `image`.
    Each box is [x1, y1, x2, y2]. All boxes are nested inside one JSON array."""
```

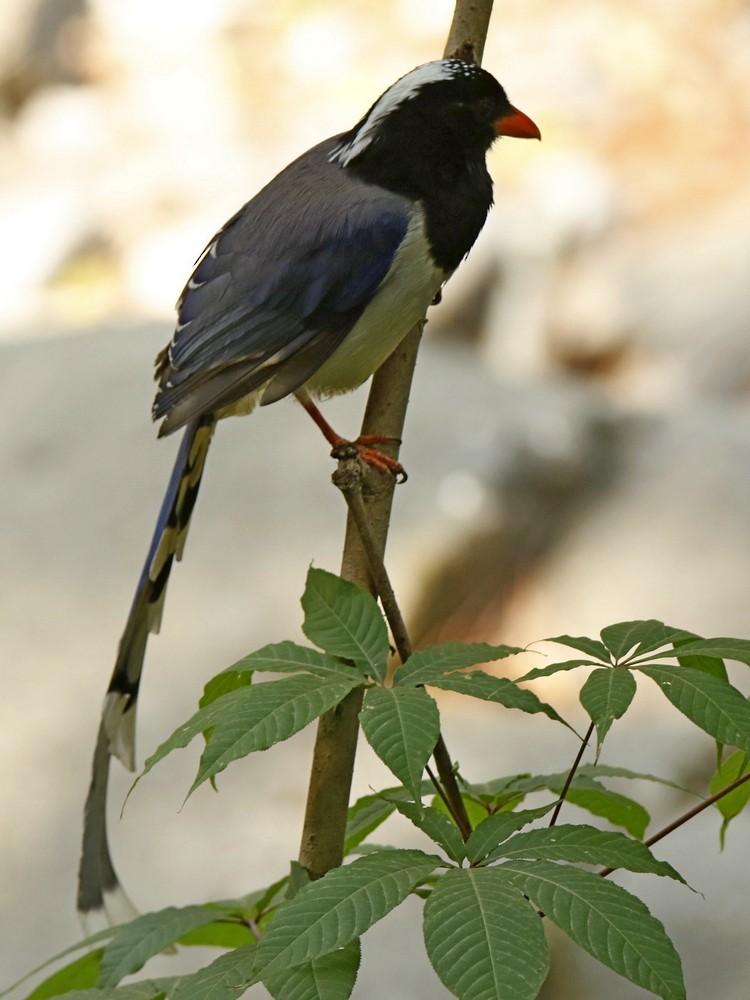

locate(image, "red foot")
[[331, 435, 407, 482], [298, 395, 407, 482]]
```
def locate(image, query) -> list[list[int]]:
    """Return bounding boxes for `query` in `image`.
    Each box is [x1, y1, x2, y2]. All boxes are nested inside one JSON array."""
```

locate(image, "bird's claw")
[[331, 434, 407, 483]]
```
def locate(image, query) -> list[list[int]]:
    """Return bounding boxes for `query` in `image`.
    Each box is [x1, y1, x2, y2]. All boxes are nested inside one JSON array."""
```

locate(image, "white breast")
[[304, 209, 446, 397]]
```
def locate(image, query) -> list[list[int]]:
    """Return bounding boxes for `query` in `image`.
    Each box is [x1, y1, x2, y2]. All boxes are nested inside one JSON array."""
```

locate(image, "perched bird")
[[78, 58, 540, 925]]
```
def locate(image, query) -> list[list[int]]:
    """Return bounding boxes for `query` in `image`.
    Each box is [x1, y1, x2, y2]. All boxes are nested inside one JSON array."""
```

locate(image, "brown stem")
[[549, 721, 594, 826], [335, 465, 473, 840]]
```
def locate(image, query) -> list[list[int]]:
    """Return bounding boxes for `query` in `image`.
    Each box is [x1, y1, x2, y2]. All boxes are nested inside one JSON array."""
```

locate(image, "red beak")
[[495, 106, 541, 141]]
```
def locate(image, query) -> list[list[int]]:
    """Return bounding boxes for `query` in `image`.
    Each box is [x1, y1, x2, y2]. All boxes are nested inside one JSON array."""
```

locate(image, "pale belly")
[[304, 211, 446, 397]]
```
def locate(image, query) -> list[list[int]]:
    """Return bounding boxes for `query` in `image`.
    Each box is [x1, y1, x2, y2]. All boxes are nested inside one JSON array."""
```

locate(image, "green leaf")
[[391, 800, 466, 863], [465, 773, 650, 838], [99, 906, 219, 987], [221, 642, 361, 681], [517, 659, 600, 682], [177, 922, 255, 948], [465, 807, 553, 865], [190, 674, 364, 795], [709, 750, 750, 846], [24, 950, 103, 1000], [564, 781, 650, 839], [637, 665, 750, 752], [394, 642, 523, 687], [359, 687, 440, 801], [47, 983, 175, 1000], [545, 634, 610, 660], [426, 671, 571, 729], [644, 637, 750, 666], [343, 784, 436, 855], [497, 825, 685, 882], [255, 850, 439, 978], [500, 860, 685, 1000], [301, 568, 389, 681], [432, 791, 493, 830], [138, 673, 362, 794], [343, 793, 398, 855], [423, 868, 548, 1000], [575, 764, 695, 795], [264, 940, 361, 1000], [199, 670, 252, 710], [169, 944, 258, 1000], [672, 642, 727, 682], [600, 621, 692, 660], [579, 668, 637, 752]]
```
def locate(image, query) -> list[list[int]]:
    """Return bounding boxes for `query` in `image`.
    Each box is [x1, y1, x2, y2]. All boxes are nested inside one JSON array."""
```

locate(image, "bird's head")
[[330, 59, 540, 187]]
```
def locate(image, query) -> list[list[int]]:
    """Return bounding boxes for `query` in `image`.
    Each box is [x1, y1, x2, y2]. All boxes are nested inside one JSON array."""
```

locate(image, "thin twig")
[[334, 459, 473, 840], [549, 721, 595, 826], [598, 770, 750, 878]]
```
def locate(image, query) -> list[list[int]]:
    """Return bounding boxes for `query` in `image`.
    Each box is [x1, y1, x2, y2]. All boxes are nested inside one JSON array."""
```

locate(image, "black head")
[[330, 59, 540, 201]]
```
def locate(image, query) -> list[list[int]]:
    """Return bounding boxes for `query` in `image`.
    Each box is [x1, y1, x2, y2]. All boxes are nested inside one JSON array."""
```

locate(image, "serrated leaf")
[[188, 674, 364, 795], [255, 850, 439, 978], [600, 621, 692, 660], [432, 791, 493, 830], [517, 659, 600, 682], [424, 868, 548, 1000], [545, 634, 610, 661], [221, 875, 289, 920], [24, 950, 103, 1000], [199, 670, 253, 710], [564, 782, 650, 839], [709, 750, 750, 846], [672, 640, 727, 682], [637, 665, 750, 752], [426, 671, 571, 729], [497, 825, 685, 882], [465, 774, 650, 838], [394, 643, 524, 686], [391, 801, 466, 863], [99, 906, 219, 987], [50, 983, 175, 1000], [465, 807, 553, 864], [644, 637, 750, 666], [343, 784, 437, 855], [137, 673, 361, 795], [359, 687, 440, 800], [575, 763, 695, 795], [264, 940, 360, 1000], [500, 860, 685, 1000], [301, 568, 389, 681], [177, 922, 254, 948], [579, 668, 637, 752], [221, 642, 362, 681], [168, 944, 258, 1000], [343, 794, 398, 855]]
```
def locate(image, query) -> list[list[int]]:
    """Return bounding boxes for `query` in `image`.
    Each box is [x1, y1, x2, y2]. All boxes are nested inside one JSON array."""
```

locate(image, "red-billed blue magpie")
[[78, 58, 540, 925]]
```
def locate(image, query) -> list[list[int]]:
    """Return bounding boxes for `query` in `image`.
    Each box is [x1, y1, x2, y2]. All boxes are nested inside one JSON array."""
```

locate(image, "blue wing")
[[154, 138, 411, 433]]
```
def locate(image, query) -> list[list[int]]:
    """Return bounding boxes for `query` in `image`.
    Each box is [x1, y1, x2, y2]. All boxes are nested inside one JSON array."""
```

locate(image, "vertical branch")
[[297, 0, 496, 879]]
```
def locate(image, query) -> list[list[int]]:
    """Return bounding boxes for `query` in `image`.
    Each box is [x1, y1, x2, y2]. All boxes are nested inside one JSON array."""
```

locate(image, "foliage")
[[8, 571, 750, 1000]]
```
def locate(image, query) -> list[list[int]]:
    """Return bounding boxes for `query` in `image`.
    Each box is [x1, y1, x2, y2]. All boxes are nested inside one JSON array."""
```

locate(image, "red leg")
[[298, 396, 407, 482]]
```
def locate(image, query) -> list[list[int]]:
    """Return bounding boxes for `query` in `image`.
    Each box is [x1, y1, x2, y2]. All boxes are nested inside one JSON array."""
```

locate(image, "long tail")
[[78, 415, 215, 926]]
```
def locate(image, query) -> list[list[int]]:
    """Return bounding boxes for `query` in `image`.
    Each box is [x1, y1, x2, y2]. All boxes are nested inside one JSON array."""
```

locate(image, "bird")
[[77, 57, 540, 926]]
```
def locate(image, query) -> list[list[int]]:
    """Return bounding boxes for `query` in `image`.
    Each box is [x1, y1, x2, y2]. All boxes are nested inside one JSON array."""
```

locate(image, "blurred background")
[[3, 0, 750, 997]]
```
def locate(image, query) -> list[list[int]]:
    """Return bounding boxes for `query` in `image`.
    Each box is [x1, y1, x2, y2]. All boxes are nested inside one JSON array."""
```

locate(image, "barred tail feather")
[[78, 414, 215, 924], [104, 415, 215, 769]]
